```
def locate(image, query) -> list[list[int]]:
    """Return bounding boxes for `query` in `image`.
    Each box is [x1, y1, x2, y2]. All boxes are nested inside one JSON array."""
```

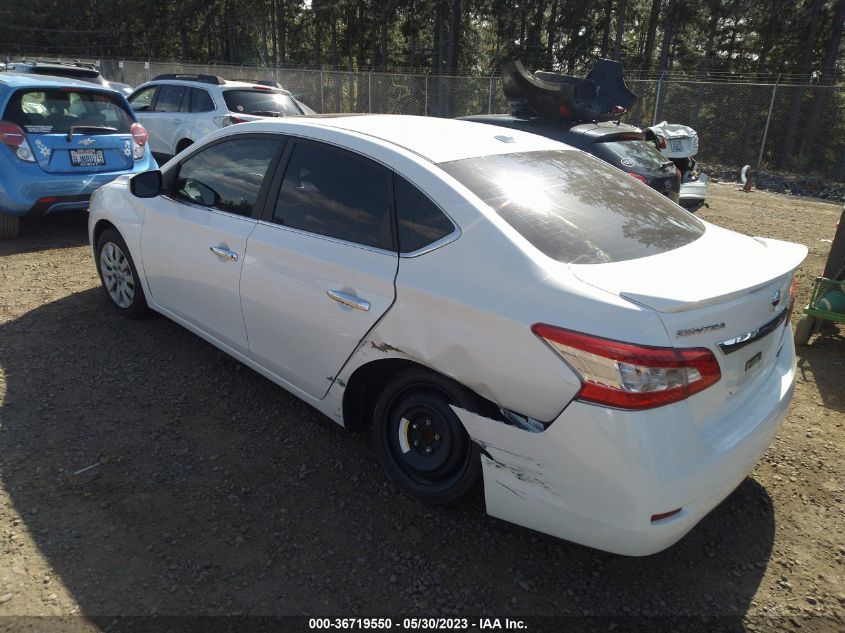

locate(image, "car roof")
[[0, 72, 115, 91], [133, 78, 296, 98], [235, 114, 572, 163]]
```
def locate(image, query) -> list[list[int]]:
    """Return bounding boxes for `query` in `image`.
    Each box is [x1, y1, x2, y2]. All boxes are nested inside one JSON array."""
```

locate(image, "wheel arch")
[[341, 357, 501, 432], [92, 218, 118, 251], [175, 138, 194, 154]]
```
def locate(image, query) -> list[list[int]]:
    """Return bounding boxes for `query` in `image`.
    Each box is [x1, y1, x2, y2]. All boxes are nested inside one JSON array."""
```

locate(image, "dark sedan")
[[460, 115, 681, 203]]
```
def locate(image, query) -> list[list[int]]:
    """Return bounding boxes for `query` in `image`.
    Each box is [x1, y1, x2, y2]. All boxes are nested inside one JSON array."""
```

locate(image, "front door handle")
[[327, 290, 370, 312], [209, 245, 238, 261]]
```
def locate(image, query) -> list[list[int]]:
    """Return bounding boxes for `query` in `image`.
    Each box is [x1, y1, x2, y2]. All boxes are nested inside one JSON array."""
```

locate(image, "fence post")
[[757, 73, 781, 171], [368, 71, 373, 113], [319, 70, 325, 113], [488, 72, 495, 114], [424, 71, 430, 117], [652, 70, 666, 126]]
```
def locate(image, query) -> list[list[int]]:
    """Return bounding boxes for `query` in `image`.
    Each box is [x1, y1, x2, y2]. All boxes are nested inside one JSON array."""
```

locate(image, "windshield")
[[3, 89, 134, 134], [593, 139, 670, 172], [222, 89, 303, 116], [440, 150, 704, 264]]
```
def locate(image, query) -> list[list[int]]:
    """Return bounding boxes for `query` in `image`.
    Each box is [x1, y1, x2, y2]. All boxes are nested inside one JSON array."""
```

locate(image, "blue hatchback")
[[0, 73, 156, 239]]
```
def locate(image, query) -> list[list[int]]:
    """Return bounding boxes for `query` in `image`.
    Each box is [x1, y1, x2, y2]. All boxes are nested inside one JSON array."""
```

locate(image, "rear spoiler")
[[502, 59, 636, 122]]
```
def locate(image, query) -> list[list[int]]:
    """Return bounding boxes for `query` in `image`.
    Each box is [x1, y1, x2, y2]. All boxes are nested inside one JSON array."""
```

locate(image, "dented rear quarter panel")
[[332, 179, 672, 423]]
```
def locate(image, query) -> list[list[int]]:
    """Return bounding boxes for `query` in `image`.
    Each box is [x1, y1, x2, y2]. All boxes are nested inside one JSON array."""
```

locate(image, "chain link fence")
[[12, 57, 845, 181]]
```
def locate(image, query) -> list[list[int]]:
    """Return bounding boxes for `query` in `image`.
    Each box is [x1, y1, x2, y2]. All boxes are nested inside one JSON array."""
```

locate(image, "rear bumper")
[[680, 173, 708, 205], [0, 154, 156, 217], [26, 194, 92, 216], [454, 330, 796, 556]]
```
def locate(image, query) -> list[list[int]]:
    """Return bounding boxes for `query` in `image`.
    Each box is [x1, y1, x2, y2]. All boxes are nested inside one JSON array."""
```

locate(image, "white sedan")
[[88, 115, 806, 556]]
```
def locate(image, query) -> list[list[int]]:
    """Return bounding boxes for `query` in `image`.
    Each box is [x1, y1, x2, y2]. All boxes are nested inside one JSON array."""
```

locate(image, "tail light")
[[214, 115, 250, 128], [785, 277, 796, 324], [656, 135, 667, 149], [0, 121, 35, 162], [130, 122, 148, 160], [626, 172, 649, 184], [531, 324, 721, 410]]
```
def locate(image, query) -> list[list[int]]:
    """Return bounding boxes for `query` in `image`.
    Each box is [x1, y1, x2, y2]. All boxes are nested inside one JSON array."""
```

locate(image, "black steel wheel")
[[372, 369, 481, 505]]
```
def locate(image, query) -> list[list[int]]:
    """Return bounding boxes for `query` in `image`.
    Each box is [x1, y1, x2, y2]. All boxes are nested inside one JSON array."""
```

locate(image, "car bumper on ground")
[[680, 173, 708, 207], [453, 330, 796, 556]]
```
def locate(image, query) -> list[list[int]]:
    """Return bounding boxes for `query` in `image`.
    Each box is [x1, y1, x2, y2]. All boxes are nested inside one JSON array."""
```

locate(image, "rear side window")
[[174, 138, 278, 217], [223, 89, 303, 116], [187, 88, 215, 113], [440, 150, 704, 264], [593, 139, 669, 172], [272, 142, 393, 250], [394, 175, 454, 253], [3, 89, 134, 134], [153, 84, 186, 113]]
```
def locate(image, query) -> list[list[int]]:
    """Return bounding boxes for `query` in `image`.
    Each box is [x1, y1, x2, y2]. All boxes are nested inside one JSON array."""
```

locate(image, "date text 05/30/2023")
[[308, 617, 527, 630]]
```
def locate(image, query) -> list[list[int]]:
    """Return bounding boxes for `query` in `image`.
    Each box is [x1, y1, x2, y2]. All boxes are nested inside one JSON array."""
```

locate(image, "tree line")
[[1, 1, 843, 80]]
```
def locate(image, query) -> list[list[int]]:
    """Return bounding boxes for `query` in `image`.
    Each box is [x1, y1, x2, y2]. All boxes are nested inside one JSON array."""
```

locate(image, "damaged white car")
[[89, 115, 806, 556]]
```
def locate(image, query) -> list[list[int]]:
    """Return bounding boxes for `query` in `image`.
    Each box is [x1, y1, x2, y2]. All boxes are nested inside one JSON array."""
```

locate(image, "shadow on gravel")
[[0, 288, 775, 623], [0, 212, 89, 257], [796, 327, 845, 413]]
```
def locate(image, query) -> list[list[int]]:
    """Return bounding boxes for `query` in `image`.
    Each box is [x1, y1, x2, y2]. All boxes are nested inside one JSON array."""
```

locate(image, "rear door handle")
[[173, 119, 185, 124], [209, 245, 238, 261], [327, 290, 370, 312]]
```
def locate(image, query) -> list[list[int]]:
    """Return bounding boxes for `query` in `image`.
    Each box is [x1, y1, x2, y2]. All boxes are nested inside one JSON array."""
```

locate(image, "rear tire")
[[0, 212, 20, 240], [175, 139, 194, 154], [95, 228, 149, 319], [372, 369, 481, 505]]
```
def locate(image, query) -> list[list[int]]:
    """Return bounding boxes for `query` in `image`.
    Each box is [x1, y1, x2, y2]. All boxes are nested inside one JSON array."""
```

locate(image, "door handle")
[[327, 290, 370, 312], [209, 245, 238, 261], [173, 119, 184, 124]]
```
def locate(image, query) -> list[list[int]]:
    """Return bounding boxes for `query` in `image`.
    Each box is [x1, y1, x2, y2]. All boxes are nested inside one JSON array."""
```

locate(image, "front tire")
[[0, 212, 20, 240], [372, 369, 481, 505], [95, 228, 149, 319]]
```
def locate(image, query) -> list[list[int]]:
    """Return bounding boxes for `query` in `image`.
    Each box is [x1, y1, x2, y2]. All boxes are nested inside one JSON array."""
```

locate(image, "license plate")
[[670, 139, 684, 152], [70, 148, 105, 167]]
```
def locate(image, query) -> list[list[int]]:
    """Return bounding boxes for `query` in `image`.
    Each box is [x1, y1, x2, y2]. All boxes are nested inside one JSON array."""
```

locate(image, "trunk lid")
[[28, 131, 134, 173], [570, 224, 806, 429]]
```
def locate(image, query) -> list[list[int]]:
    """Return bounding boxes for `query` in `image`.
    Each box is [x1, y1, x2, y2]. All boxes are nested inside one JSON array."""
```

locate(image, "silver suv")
[[127, 74, 314, 161]]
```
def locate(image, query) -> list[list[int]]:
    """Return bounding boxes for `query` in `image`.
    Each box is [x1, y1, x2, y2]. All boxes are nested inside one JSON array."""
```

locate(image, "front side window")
[[272, 142, 393, 250], [174, 138, 278, 217], [394, 175, 454, 253], [129, 87, 157, 112], [153, 84, 186, 113], [440, 150, 704, 265]]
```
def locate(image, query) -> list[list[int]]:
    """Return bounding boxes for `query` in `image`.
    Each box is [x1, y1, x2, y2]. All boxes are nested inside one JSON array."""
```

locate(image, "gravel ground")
[[0, 183, 843, 632]]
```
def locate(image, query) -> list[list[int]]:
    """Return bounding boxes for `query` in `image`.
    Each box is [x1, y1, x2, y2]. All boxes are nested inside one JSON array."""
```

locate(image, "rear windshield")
[[440, 150, 704, 264], [3, 89, 133, 135], [593, 139, 670, 172], [222, 89, 303, 116]]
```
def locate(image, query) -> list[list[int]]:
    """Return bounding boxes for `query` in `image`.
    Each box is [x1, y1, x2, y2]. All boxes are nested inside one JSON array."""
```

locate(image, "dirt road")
[[0, 183, 843, 631]]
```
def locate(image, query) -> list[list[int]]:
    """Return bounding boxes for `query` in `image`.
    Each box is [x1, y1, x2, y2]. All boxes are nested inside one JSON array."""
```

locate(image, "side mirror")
[[130, 169, 162, 198]]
